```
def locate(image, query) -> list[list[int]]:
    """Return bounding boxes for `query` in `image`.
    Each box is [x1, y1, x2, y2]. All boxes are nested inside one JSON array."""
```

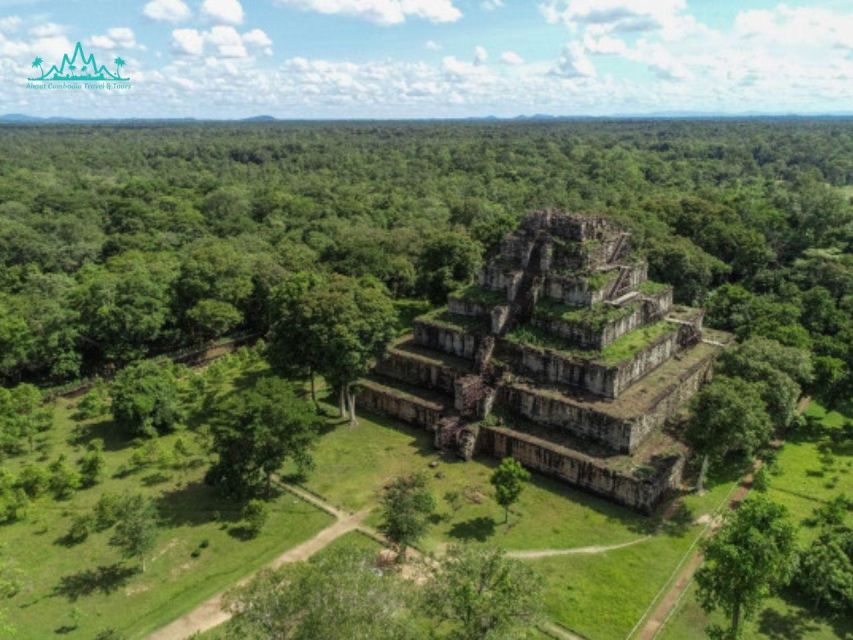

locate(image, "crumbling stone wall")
[[358, 382, 444, 430], [414, 320, 480, 359], [374, 351, 463, 395], [480, 426, 683, 513]]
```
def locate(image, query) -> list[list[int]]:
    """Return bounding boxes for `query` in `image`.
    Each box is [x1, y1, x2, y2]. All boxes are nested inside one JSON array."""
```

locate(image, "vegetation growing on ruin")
[[533, 298, 637, 332]]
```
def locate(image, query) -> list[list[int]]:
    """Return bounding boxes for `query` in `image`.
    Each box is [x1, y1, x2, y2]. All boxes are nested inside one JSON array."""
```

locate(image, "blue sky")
[[0, 0, 851, 118]]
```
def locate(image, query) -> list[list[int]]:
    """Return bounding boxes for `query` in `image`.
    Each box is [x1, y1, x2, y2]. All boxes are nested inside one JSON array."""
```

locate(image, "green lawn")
[[1, 369, 333, 639], [657, 400, 853, 640]]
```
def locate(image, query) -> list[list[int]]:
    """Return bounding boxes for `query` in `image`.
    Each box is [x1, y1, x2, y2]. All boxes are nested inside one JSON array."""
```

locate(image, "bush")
[[66, 513, 94, 544], [94, 493, 122, 531], [111, 361, 181, 437], [0, 471, 28, 524], [16, 464, 49, 498], [241, 499, 268, 538], [48, 455, 81, 500], [78, 439, 106, 487]]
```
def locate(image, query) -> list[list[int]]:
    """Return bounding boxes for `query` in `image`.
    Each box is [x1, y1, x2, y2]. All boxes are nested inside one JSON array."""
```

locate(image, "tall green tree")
[[379, 472, 435, 560], [206, 377, 319, 498], [423, 545, 543, 640], [223, 548, 417, 640], [684, 376, 773, 493], [696, 496, 797, 639], [417, 232, 483, 304], [490, 458, 530, 523], [110, 361, 181, 438], [111, 494, 158, 572]]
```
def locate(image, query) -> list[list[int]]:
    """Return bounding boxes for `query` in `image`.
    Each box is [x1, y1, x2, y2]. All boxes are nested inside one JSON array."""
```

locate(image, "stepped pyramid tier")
[[359, 210, 733, 513]]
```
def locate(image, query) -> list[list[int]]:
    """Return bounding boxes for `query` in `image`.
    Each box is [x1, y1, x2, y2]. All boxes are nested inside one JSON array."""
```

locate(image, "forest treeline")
[[0, 119, 850, 403]]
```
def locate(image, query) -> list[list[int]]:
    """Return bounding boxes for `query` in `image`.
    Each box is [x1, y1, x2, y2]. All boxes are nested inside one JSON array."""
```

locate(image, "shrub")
[[66, 513, 94, 544], [48, 455, 81, 500], [241, 499, 268, 538], [94, 493, 122, 531], [16, 464, 49, 498]]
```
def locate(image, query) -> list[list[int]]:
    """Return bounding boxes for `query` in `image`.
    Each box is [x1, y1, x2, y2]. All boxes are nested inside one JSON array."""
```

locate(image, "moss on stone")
[[448, 284, 505, 306]]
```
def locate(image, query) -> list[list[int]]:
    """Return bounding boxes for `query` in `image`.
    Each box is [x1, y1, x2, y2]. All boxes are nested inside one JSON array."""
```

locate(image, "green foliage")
[[66, 513, 94, 544], [94, 492, 123, 531], [110, 493, 158, 571], [48, 454, 81, 500], [793, 526, 853, 613], [417, 232, 483, 304], [240, 499, 268, 538], [0, 383, 52, 454], [15, 464, 49, 498], [423, 545, 544, 640], [206, 376, 319, 499], [696, 495, 797, 638], [379, 472, 435, 556], [78, 439, 106, 487], [685, 376, 773, 468], [111, 360, 181, 437], [74, 380, 111, 420], [224, 548, 417, 640], [0, 470, 28, 524], [490, 458, 530, 523]]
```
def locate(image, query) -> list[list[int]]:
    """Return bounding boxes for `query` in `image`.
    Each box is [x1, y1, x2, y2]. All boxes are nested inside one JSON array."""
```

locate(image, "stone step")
[[357, 374, 451, 431], [375, 336, 472, 394], [478, 424, 683, 514]]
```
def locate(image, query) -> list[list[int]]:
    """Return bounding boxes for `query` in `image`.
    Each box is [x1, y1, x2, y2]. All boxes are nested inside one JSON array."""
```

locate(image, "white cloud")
[[206, 25, 248, 57], [474, 45, 488, 65], [0, 16, 21, 33], [242, 28, 272, 55], [425, 40, 441, 51], [29, 23, 65, 38], [143, 0, 191, 22], [481, 0, 504, 9], [274, 0, 462, 25], [202, 0, 245, 25], [172, 28, 204, 55], [540, 0, 695, 41], [88, 27, 144, 51], [551, 41, 595, 77], [734, 6, 853, 51], [500, 50, 523, 65]]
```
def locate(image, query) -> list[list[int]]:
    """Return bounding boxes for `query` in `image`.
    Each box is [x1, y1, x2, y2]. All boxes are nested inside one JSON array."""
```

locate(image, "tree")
[[0, 384, 51, 454], [111, 494, 158, 572], [113, 56, 125, 77], [15, 464, 49, 499], [78, 439, 106, 487], [224, 548, 417, 640], [417, 232, 483, 304], [793, 526, 852, 613], [240, 499, 268, 538], [206, 377, 319, 498], [684, 376, 773, 493], [187, 298, 242, 342], [31, 56, 44, 76], [696, 496, 797, 639], [379, 472, 435, 560], [490, 458, 530, 523], [111, 360, 180, 437], [48, 455, 81, 500], [423, 545, 543, 640]]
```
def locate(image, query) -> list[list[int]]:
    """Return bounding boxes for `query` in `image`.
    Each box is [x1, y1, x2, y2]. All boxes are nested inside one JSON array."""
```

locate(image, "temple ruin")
[[359, 210, 733, 513]]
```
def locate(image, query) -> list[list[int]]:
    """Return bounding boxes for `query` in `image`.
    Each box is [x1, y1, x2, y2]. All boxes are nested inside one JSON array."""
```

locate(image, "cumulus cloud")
[[88, 27, 145, 51], [734, 5, 853, 51], [500, 50, 523, 65], [425, 40, 441, 51], [551, 41, 595, 77], [29, 23, 65, 38], [206, 25, 247, 57], [481, 0, 504, 9], [143, 0, 191, 22], [0, 16, 21, 33], [540, 0, 695, 41], [172, 28, 205, 55], [274, 0, 462, 25], [242, 28, 272, 55], [202, 0, 245, 25]]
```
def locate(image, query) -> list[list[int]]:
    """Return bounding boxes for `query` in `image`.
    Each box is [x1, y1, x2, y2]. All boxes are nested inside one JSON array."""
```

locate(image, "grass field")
[[657, 400, 853, 640], [1, 361, 334, 640]]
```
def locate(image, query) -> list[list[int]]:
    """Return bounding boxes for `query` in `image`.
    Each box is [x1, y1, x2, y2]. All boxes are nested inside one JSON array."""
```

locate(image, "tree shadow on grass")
[[447, 516, 496, 542], [154, 481, 243, 528], [67, 418, 128, 453], [53, 563, 137, 602]]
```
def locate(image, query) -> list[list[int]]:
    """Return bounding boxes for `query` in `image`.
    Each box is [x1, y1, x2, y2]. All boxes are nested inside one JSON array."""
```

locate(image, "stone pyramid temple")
[[359, 210, 732, 512]]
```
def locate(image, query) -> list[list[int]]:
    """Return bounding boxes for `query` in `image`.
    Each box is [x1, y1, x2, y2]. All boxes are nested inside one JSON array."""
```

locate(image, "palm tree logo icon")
[[31, 57, 44, 76], [27, 41, 131, 82], [114, 57, 126, 79]]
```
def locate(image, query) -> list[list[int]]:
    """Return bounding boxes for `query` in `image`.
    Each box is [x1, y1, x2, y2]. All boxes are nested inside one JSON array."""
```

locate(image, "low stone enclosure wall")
[[358, 378, 446, 430], [498, 345, 716, 454], [531, 288, 673, 350], [478, 426, 684, 513]]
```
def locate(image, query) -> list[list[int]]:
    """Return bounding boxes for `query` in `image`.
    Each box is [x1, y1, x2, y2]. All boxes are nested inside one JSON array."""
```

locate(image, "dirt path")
[[146, 491, 369, 640], [507, 536, 651, 559]]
